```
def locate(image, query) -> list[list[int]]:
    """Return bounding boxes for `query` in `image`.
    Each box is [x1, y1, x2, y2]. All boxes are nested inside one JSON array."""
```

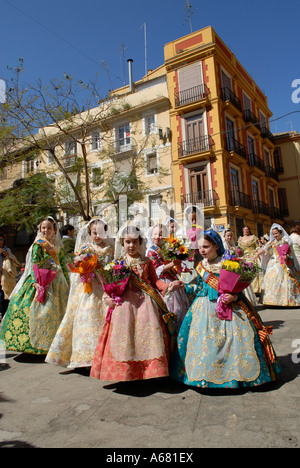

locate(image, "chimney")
[[127, 59, 133, 93]]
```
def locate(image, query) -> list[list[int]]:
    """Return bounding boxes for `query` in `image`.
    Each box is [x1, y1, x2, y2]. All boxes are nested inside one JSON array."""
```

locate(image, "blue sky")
[[1, 0, 300, 133]]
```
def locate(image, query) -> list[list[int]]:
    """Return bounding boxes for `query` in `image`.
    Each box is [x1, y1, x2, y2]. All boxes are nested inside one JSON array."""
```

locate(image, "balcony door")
[[189, 166, 208, 204], [226, 117, 235, 151], [185, 113, 206, 153]]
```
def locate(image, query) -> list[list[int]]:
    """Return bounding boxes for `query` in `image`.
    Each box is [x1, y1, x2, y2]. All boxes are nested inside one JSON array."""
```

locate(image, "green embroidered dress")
[[0, 240, 69, 354]]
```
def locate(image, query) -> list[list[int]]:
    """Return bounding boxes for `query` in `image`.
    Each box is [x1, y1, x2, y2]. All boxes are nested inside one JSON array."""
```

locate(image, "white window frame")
[[144, 148, 159, 177], [115, 121, 132, 152], [143, 110, 157, 136], [90, 129, 102, 152]]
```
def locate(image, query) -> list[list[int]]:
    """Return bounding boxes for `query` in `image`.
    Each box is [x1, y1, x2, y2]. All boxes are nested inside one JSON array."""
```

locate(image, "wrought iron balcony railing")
[[252, 199, 269, 216], [261, 126, 274, 143], [181, 189, 217, 207], [248, 153, 265, 171], [225, 134, 247, 159], [265, 165, 279, 181], [221, 87, 242, 112], [175, 83, 210, 107], [230, 190, 252, 210], [178, 135, 214, 157], [243, 109, 260, 128]]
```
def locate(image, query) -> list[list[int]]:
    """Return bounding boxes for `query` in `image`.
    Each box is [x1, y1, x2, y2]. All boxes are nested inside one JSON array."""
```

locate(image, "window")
[[243, 92, 251, 111], [149, 194, 162, 222], [251, 178, 259, 201], [144, 112, 156, 135], [64, 140, 77, 155], [91, 166, 103, 188], [47, 147, 56, 165], [178, 62, 203, 93], [64, 140, 77, 168], [90, 130, 101, 151], [118, 123, 131, 150], [25, 157, 35, 174], [146, 152, 158, 175]]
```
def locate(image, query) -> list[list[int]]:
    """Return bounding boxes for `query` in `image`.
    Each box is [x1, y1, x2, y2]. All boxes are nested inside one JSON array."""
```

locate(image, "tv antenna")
[[101, 60, 113, 91], [184, 1, 194, 33], [139, 22, 148, 76], [120, 43, 128, 86]]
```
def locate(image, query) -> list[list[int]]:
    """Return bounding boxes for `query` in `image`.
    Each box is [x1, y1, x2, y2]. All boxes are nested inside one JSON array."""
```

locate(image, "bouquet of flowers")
[[68, 249, 99, 293], [160, 234, 194, 274], [276, 242, 293, 267], [216, 251, 261, 321], [33, 258, 59, 303], [100, 260, 131, 323]]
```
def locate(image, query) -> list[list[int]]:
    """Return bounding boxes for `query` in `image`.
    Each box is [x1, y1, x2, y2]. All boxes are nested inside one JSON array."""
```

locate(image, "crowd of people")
[[0, 213, 300, 390]]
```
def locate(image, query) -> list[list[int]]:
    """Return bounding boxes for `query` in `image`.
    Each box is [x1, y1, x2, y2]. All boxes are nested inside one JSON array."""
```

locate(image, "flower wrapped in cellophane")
[[100, 260, 131, 323], [216, 251, 261, 321], [33, 258, 59, 303], [160, 234, 193, 274], [68, 249, 99, 293]]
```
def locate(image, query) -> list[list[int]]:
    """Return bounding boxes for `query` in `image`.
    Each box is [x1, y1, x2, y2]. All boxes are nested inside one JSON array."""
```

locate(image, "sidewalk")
[[1, 306, 300, 448]]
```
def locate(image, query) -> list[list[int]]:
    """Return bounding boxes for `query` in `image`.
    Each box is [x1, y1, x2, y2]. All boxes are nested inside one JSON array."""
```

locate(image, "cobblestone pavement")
[[0, 305, 300, 449]]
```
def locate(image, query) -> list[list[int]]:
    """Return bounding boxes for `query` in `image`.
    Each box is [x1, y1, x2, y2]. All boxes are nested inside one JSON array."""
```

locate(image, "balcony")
[[178, 135, 214, 158], [248, 153, 265, 172], [221, 87, 242, 113], [175, 84, 210, 108], [269, 206, 282, 219], [181, 189, 217, 208], [225, 135, 247, 160], [243, 109, 260, 130], [252, 199, 269, 216], [230, 190, 252, 210], [265, 165, 279, 181], [261, 126, 274, 143]]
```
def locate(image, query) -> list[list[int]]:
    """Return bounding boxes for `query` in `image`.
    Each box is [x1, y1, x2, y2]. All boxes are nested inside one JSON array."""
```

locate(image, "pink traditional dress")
[[90, 255, 176, 382]]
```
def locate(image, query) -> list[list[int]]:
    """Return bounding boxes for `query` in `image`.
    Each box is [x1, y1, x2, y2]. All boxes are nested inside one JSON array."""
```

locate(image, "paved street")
[[0, 305, 300, 449]]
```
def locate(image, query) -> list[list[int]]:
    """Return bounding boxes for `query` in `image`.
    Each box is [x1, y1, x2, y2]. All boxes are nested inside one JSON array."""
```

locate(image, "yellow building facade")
[[164, 26, 281, 238], [273, 131, 300, 228]]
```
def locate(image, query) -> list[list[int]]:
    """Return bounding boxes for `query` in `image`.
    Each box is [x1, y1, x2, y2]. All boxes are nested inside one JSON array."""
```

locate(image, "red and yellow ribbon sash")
[[196, 261, 276, 369], [272, 244, 300, 289]]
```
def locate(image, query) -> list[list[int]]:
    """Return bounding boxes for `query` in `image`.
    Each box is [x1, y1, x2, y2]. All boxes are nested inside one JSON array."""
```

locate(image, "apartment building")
[[273, 131, 300, 228], [164, 26, 281, 238], [0, 64, 173, 246]]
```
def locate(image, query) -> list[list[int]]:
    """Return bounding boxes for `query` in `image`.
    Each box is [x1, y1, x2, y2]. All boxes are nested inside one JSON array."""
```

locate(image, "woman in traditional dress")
[[238, 225, 262, 295], [223, 228, 257, 305], [46, 219, 114, 369], [0, 217, 69, 354], [90, 224, 184, 382], [170, 229, 280, 389], [0, 232, 20, 319], [289, 225, 300, 264], [256, 223, 300, 307], [146, 223, 189, 333]]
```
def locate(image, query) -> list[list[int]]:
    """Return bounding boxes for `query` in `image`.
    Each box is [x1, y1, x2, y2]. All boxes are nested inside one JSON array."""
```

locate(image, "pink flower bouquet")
[[100, 260, 130, 323], [277, 243, 293, 267], [33, 259, 58, 303], [216, 252, 260, 321]]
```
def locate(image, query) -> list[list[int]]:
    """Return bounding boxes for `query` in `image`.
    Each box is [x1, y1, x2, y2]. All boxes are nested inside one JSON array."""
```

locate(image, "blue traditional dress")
[[170, 230, 280, 389], [0, 237, 69, 354]]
